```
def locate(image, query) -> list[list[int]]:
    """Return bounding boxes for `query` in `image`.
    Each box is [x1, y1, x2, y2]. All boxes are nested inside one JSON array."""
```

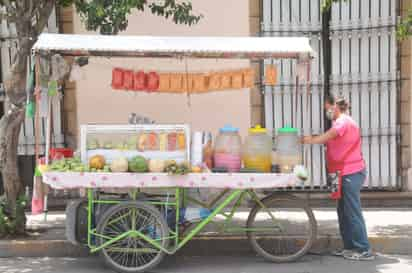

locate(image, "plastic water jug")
[[274, 126, 302, 173], [214, 125, 242, 172], [243, 125, 272, 172]]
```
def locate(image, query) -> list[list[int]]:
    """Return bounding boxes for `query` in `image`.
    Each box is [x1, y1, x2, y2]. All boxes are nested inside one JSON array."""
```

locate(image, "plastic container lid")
[[249, 125, 267, 134], [219, 124, 239, 133], [277, 126, 298, 134]]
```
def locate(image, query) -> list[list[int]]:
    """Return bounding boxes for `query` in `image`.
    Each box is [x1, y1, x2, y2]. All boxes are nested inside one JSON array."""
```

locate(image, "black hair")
[[324, 95, 349, 112]]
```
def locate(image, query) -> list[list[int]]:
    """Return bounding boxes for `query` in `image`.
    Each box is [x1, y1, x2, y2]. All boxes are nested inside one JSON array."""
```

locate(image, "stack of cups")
[[191, 132, 204, 167]]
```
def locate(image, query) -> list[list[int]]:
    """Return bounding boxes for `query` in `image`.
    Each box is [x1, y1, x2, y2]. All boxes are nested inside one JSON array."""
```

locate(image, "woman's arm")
[[302, 129, 338, 145]]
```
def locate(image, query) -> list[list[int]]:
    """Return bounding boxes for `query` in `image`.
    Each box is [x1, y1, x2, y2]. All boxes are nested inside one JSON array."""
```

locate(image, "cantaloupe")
[[89, 155, 106, 170]]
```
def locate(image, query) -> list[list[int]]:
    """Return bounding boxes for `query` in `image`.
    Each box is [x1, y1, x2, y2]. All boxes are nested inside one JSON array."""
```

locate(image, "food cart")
[[33, 34, 315, 273]]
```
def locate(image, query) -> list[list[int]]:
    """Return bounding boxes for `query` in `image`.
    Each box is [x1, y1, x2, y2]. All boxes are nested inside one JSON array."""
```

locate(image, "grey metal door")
[[262, 0, 400, 190]]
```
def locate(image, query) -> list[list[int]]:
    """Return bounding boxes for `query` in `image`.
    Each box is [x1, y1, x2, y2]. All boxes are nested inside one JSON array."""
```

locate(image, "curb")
[[1, 235, 411, 258]]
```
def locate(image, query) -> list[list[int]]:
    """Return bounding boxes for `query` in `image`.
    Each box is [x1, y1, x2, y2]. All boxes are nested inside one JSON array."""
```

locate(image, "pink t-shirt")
[[326, 114, 365, 176]]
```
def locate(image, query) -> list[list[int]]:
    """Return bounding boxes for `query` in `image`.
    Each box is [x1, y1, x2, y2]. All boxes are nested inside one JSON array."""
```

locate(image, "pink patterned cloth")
[[42, 172, 299, 190]]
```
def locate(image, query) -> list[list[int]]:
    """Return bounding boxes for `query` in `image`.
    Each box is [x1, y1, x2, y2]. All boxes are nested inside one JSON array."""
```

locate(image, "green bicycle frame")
[[86, 187, 280, 255]]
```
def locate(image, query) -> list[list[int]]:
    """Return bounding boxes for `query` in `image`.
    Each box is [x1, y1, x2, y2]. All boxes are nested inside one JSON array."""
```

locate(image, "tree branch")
[[34, 1, 55, 36]]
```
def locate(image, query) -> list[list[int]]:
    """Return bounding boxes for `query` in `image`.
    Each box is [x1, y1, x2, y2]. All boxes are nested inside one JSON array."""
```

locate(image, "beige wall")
[[71, 0, 251, 141]]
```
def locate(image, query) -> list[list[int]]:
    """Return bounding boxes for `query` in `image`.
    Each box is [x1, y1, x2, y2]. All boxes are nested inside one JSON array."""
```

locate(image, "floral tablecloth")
[[42, 172, 301, 190]]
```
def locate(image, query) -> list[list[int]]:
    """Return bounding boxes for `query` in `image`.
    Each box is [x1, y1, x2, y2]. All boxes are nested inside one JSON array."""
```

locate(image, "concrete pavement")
[[1, 208, 412, 257], [1, 255, 412, 273]]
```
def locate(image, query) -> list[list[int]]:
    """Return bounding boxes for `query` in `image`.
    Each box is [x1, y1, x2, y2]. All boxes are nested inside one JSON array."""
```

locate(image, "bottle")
[[214, 125, 242, 172], [243, 125, 272, 172]]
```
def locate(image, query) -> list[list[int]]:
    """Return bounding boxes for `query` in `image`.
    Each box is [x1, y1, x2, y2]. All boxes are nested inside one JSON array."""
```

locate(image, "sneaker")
[[332, 249, 353, 257], [344, 251, 376, 261]]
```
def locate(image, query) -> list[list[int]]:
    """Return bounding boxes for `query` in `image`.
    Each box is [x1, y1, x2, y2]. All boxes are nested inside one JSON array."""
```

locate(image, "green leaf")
[[73, 0, 202, 35]]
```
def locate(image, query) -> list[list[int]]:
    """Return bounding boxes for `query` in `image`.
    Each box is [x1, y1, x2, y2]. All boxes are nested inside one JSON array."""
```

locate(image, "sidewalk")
[[1, 208, 411, 257]]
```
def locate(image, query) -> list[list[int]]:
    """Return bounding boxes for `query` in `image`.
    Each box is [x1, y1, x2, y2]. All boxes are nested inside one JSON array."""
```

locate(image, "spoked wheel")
[[247, 193, 317, 263], [96, 202, 169, 273]]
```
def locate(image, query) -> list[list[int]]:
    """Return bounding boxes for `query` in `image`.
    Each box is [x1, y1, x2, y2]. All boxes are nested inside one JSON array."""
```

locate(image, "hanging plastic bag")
[[208, 73, 221, 91], [69, 63, 84, 82], [231, 71, 243, 89], [31, 167, 49, 215], [51, 54, 71, 81], [158, 73, 171, 92], [39, 87, 49, 118], [243, 69, 254, 88], [220, 72, 231, 90], [192, 74, 208, 93], [265, 64, 278, 86], [123, 70, 134, 90], [48, 80, 58, 96], [170, 73, 183, 92], [134, 71, 147, 91], [111, 68, 124, 89], [147, 72, 160, 92]]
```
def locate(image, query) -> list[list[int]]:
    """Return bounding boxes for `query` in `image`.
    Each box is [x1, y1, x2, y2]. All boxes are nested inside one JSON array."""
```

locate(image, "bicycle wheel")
[[247, 193, 317, 263], [96, 201, 169, 273]]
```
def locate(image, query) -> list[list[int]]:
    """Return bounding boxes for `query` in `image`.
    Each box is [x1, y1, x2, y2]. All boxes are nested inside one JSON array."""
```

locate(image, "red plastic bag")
[[123, 70, 134, 90], [112, 68, 124, 89], [147, 72, 160, 92], [134, 71, 147, 91]]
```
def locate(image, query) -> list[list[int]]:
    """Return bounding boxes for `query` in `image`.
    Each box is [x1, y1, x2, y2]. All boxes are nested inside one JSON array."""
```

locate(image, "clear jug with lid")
[[213, 124, 242, 172], [243, 125, 272, 172], [274, 126, 302, 173]]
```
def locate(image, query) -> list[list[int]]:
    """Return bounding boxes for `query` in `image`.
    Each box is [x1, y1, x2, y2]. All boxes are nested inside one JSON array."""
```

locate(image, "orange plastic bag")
[[243, 69, 255, 88], [265, 65, 278, 86], [220, 72, 231, 90], [170, 73, 183, 93], [231, 71, 243, 89], [208, 73, 221, 91], [182, 74, 194, 93], [158, 73, 171, 92], [192, 74, 208, 93]]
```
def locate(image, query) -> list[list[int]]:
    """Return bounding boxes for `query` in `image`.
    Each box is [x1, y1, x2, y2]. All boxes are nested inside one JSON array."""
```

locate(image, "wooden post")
[[34, 56, 41, 165]]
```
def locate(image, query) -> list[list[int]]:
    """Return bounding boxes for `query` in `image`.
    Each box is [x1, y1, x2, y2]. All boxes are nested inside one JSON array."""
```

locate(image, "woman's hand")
[[301, 136, 313, 144], [301, 130, 338, 145]]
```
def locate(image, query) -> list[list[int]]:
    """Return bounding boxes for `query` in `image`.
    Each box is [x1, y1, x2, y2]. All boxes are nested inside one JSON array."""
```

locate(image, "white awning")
[[32, 33, 314, 60]]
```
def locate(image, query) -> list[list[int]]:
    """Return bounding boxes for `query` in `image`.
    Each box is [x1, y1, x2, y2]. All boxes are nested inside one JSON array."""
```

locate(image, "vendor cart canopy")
[[32, 34, 313, 60]]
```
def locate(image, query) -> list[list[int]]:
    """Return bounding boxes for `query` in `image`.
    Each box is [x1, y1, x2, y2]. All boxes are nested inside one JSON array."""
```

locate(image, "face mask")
[[326, 108, 335, 120]]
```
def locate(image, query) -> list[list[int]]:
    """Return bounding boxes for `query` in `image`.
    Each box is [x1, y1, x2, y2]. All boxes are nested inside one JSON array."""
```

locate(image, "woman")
[[302, 96, 375, 261]]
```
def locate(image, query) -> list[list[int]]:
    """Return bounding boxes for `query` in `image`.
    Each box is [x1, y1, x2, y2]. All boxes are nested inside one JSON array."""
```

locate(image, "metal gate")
[[262, 0, 400, 190]]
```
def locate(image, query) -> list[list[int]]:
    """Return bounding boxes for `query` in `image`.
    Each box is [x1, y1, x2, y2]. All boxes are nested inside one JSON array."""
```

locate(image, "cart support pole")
[[177, 189, 243, 249], [87, 189, 93, 247]]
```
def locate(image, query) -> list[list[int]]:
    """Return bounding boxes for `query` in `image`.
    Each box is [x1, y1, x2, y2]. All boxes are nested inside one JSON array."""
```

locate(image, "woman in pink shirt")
[[303, 96, 374, 261]]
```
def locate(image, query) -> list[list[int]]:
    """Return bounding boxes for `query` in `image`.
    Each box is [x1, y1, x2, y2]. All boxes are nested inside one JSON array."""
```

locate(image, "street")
[[1, 254, 412, 273]]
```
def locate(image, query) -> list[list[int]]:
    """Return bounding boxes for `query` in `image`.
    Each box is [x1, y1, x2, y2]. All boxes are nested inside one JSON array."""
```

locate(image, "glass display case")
[[80, 124, 190, 164]]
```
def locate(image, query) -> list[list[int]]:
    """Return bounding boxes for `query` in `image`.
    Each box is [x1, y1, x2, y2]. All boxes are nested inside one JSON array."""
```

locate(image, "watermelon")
[[128, 156, 148, 173]]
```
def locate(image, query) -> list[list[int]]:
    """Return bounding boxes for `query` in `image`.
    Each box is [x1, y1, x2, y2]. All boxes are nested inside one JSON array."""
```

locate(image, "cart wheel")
[[247, 193, 317, 263], [96, 202, 169, 273]]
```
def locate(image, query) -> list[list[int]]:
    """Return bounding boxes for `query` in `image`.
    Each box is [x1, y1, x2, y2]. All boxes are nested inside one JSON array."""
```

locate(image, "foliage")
[[62, 0, 202, 34], [397, 9, 412, 40], [0, 195, 27, 237]]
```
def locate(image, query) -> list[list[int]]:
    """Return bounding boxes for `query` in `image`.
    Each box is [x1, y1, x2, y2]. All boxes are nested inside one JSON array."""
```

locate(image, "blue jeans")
[[337, 170, 370, 252]]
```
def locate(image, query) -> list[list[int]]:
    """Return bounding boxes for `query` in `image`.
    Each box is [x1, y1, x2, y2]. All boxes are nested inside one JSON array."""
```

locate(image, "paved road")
[[1, 254, 412, 273]]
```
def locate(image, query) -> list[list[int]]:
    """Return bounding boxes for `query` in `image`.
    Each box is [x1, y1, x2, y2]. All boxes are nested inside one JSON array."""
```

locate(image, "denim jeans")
[[337, 170, 371, 252]]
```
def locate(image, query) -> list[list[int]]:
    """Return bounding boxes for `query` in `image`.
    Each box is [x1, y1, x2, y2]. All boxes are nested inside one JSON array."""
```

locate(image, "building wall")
[[249, 0, 264, 127], [402, 0, 412, 190], [61, 0, 251, 149]]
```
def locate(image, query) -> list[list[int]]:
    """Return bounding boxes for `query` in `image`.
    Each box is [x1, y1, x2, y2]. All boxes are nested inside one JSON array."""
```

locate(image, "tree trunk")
[[0, 51, 28, 234]]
